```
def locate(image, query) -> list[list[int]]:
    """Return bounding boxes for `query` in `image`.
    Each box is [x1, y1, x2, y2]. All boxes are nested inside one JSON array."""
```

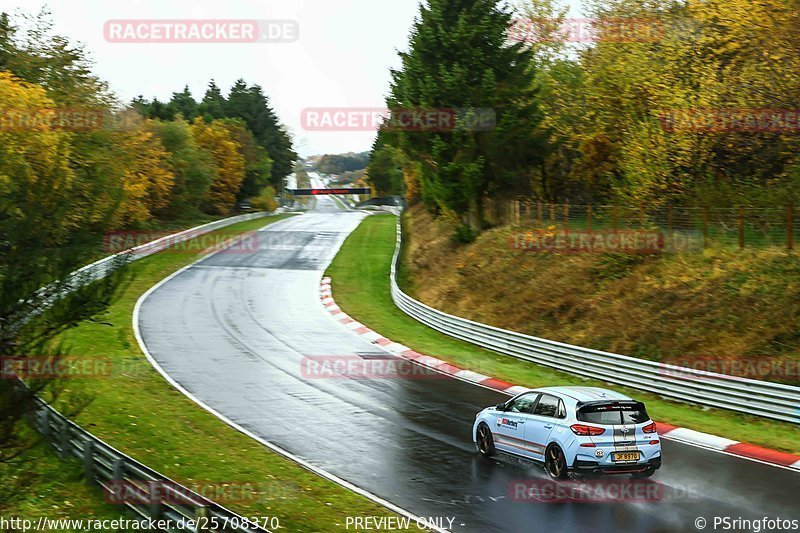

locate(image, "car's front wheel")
[[476, 423, 496, 456], [545, 444, 569, 479]]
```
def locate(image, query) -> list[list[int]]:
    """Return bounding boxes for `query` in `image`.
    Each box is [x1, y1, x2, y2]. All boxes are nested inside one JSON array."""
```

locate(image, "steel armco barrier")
[[388, 215, 800, 424], [25, 211, 282, 531], [61, 211, 274, 295], [28, 212, 276, 317], [31, 398, 270, 532]]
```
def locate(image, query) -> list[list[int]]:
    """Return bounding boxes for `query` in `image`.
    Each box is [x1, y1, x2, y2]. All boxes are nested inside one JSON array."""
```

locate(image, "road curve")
[[136, 199, 799, 532]]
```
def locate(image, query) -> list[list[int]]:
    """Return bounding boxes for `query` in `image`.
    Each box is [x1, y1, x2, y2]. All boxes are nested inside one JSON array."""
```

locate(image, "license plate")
[[612, 452, 640, 462]]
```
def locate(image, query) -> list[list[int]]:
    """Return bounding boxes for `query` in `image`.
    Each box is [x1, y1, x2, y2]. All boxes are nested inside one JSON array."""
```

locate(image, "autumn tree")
[[112, 127, 175, 226], [190, 117, 246, 214], [134, 79, 296, 191], [525, 0, 800, 205], [217, 118, 273, 201], [0, 70, 125, 470], [147, 119, 215, 219]]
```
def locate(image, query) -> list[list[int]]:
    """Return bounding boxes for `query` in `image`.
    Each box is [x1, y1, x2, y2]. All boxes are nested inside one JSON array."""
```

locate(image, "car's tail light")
[[649, 440, 659, 445], [570, 424, 606, 436], [580, 442, 596, 447], [642, 422, 657, 434]]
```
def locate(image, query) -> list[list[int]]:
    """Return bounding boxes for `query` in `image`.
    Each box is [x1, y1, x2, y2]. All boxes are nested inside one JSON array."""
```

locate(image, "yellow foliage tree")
[[250, 185, 278, 212], [112, 126, 176, 227], [190, 117, 246, 215], [537, 0, 800, 205], [0, 70, 77, 242]]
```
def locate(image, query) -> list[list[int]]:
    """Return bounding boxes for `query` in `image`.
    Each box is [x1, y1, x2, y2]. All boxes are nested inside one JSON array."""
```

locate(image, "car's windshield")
[[577, 402, 650, 425]]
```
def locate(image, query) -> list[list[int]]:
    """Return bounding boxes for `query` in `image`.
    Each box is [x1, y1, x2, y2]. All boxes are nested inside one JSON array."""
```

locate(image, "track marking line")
[[319, 278, 800, 474], [133, 214, 448, 533]]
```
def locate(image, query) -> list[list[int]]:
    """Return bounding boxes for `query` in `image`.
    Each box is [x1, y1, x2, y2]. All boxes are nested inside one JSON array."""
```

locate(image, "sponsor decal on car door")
[[493, 393, 539, 456]]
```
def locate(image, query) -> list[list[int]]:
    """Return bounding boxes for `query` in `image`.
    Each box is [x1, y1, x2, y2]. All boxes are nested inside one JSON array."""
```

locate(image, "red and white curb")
[[319, 276, 800, 472]]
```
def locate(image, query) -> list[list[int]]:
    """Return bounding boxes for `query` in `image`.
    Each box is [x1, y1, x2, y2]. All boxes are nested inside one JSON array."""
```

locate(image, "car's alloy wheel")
[[476, 423, 495, 456], [545, 444, 568, 479]]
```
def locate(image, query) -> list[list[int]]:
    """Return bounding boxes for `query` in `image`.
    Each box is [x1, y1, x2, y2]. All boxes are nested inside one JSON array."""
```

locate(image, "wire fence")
[[485, 198, 799, 251]]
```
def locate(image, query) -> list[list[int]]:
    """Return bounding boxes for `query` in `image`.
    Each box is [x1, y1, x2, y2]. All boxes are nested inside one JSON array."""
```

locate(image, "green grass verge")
[[0, 439, 130, 532], [325, 213, 800, 455], [45, 213, 396, 531]]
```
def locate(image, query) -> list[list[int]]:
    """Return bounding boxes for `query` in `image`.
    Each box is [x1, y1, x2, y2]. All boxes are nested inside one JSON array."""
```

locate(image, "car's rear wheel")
[[631, 467, 656, 479], [545, 444, 568, 479], [476, 423, 496, 456]]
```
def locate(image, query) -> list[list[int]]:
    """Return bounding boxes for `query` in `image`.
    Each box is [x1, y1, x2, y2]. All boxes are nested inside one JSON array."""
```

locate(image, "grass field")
[[29, 213, 398, 532], [0, 439, 131, 530], [325, 213, 800, 454]]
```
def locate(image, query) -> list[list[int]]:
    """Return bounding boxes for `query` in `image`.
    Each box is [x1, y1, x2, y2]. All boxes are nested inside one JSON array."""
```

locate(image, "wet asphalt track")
[[137, 196, 799, 532]]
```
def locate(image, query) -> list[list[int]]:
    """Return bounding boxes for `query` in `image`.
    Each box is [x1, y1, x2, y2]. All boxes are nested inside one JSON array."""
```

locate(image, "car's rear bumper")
[[572, 456, 662, 474]]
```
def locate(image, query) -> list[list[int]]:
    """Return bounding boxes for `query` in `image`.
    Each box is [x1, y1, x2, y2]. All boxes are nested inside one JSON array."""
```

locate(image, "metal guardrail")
[[31, 398, 270, 533], [25, 211, 281, 532], [388, 215, 800, 424], [66, 211, 273, 289], [28, 212, 275, 317]]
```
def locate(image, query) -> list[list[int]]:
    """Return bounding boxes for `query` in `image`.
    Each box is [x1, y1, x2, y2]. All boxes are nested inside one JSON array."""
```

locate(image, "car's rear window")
[[577, 402, 649, 425]]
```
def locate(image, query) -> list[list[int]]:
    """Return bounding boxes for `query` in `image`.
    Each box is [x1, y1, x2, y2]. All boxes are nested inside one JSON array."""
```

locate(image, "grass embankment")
[[325, 213, 800, 454], [31, 214, 396, 531], [0, 440, 130, 530], [1, 214, 261, 532], [403, 205, 800, 374]]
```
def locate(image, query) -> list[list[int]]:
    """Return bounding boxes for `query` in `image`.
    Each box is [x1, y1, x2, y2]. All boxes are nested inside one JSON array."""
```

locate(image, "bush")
[[251, 186, 278, 212], [452, 223, 477, 244]]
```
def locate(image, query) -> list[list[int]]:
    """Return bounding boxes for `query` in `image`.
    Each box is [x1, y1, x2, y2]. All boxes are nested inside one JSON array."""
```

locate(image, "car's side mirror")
[[496, 403, 507, 411]]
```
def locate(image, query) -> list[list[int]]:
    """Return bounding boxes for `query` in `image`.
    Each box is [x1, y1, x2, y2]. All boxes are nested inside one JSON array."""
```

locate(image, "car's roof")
[[532, 386, 633, 403]]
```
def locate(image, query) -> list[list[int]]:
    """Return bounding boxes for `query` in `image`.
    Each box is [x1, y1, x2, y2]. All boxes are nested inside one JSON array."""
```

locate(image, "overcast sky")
[[1, 0, 578, 157]]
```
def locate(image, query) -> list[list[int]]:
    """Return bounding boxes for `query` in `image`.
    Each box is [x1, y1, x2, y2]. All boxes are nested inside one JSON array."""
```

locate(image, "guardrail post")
[[39, 408, 49, 437], [83, 440, 95, 485], [537, 201, 543, 226], [563, 202, 570, 231], [108, 457, 125, 508], [112, 457, 125, 482], [59, 420, 71, 458], [612, 206, 618, 231], [148, 481, 162, 521], [195, 506, 210, 533]]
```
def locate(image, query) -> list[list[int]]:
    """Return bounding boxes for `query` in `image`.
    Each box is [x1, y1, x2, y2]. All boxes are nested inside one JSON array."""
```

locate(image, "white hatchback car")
[[473, 386, 662, 478]]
